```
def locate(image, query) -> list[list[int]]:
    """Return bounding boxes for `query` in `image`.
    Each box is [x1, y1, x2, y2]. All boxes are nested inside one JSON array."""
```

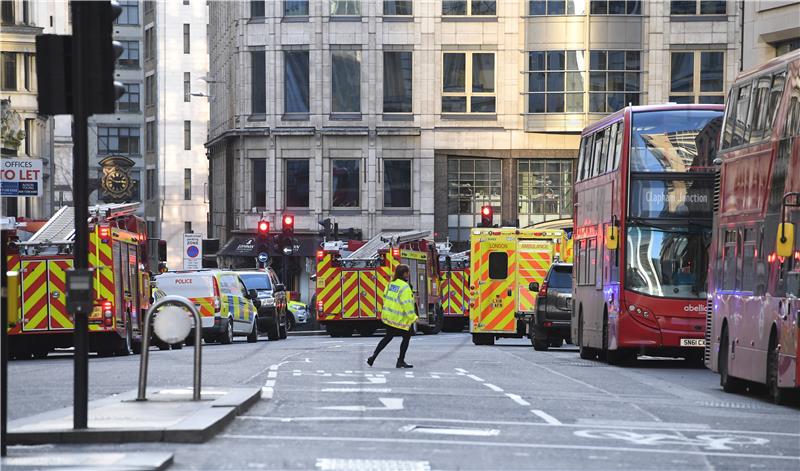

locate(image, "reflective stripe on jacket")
[[381, 279, 418, 331]]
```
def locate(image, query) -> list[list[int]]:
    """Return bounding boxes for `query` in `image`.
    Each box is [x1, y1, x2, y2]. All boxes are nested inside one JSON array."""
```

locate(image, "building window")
[[119, 40, 140, 68], [251, 51, 266, 114], [1, 1, 14, 24], [670, 1, 726, 15], [184, 169, 192, 200], [146, 121, 155, 152], [23, 53, 32, 91], [184, 72, 191, 102], [184, 121, 191, 150], [118, 83, 140, 112], [144, 1, 154, 14], [22, 0, 28, 25], [331, 159, 360, 208], [144, 27, 155, 61], [383, 51, 412, 113], [145, 75, 155, 106], [589, 0, 642, 14], [384, 160, 411, 208], [183, 0, 190, 4], [251, 0, 265, 17], [331, 50, 361, 113], [518, 159, 573, 227], [1, 52, 17, 91], [115, 1, 139, 25], [184, 221, 192, 233], [284, 51, 309, 114], [146, 169, 156, 200], [183, 24, 190, 54], [252, 159, 266, 208], [442, 1, 496, 15], [442, 52, 495, 113], [670, 51, 725, 104], [589, 50, 641, 113], [527, 50, 584, 113], [447, 158, 502, 244], [285, 160, 310, 208], [384, 1, 412, 15], [98, 127, 140, 155], [331, 1, 361, 16], [284, 1, 309, 16]]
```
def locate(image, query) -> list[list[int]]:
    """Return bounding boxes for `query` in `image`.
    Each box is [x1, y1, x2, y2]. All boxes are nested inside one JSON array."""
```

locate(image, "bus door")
[[474, 235, 517, 333]]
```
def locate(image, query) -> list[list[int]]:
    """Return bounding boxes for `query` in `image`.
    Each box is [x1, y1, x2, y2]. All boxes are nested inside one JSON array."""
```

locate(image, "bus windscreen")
[[625, 226, 711, 299], [630, 110, 723, 172]]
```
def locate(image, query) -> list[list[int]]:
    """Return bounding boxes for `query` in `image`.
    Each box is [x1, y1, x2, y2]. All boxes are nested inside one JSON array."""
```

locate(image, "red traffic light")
[[480, 205, 493, 227], [282, 214, 295, 232], [257, 220, 270, 234], [481, 206, 492, 216]]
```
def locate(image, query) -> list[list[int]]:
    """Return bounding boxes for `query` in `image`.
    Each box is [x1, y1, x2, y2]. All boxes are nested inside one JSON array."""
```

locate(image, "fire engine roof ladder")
[[346, 230, 431, 261], [19, 202, 141, 247]]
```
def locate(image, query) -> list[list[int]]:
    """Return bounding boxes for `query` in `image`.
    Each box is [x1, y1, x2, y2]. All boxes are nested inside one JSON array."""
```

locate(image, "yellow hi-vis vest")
[[381, 279, 418, 331]]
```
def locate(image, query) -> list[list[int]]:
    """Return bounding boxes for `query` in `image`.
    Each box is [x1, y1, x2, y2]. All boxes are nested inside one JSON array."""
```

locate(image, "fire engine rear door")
[[341, 270, 360, 319], [474, 234, 517, 333], [516, 240, 552, 314], [47, 259, 74, 330], [358, 271, 377, 319], [21, 260, 48, 332]]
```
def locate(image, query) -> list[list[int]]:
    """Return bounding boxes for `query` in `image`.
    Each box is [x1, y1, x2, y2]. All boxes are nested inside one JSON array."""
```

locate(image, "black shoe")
[[396, 361, 413, 368], [367, 357, 375, 367]]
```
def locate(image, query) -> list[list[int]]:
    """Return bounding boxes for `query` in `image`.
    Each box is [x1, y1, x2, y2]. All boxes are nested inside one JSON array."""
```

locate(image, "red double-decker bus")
[[706, 50, 800, 404], [571, 104, 723, 364]]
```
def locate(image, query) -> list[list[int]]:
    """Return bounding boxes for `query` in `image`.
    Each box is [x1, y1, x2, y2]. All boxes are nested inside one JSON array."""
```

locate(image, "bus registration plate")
[[680, 338, 705, 347]]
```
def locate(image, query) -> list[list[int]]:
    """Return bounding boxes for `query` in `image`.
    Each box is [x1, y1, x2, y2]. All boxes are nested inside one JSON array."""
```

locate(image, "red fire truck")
[[315, 231, 445, 337], [5, 203, 152, 358]]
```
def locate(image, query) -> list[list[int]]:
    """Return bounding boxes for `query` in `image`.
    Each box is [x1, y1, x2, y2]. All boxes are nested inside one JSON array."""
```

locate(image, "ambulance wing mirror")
[[248, 289, 259, 300], [529, 281, 539, 292], [605, 216, 619, 251]]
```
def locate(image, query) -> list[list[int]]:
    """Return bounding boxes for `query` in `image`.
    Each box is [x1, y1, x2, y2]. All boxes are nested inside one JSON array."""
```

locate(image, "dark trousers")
[[371, 326, 411, 363]]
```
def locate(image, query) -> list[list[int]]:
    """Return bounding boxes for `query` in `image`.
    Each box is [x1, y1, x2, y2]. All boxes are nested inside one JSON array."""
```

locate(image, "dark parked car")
[[236, 269, 288, 340], [528, 263, 573, 351]]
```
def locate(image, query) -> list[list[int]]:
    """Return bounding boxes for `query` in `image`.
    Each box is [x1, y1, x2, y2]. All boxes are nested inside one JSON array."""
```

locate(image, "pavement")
[[4, 331, 800, 470]]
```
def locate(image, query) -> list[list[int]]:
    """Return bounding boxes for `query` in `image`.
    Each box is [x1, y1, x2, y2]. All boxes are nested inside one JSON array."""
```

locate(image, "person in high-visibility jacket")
[[367, 264, 417, 368]]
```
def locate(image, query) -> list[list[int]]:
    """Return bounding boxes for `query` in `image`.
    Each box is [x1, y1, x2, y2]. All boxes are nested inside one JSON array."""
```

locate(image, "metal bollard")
[[137, 295, 202, 401]]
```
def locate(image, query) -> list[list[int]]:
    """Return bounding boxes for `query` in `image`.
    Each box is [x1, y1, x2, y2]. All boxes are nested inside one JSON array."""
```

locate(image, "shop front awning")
[[217, 234, 321, 258]]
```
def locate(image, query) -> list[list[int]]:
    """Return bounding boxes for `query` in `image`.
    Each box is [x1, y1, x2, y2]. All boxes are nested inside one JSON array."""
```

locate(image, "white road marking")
[[326, 377, 387, 385], [260, 387, 273, 399], [531, 410, 562, 425], [506, 394, 530, 406], [318, 397, 404, 412], [267, 371, 277, 379], [233, 416, 800, 438], [320, 388, 392, 393], [316, 458, 430, 471], [430, 374, 441, 379], [264, 380, 275, 388], [484, 383, 504, 392], [466, 374, 485, 382], [574, 429, 770, 451], [405, 372, 414, 378], [454, 368, 468, 374], [576, 419, 710, 430], [399, 425, 500, 437], [220, 434, 800, 461]]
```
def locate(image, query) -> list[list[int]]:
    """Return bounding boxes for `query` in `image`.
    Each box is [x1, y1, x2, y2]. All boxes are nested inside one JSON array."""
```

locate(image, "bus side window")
[[592, 129, 606, 177], [731, 82, 753, 147], [765, 72, 786, 135], [583, 134, 595, 180], [721, 87, 737, 149], [785, 81, 800, 139], [722, 229, 736, 291], [749, 76, 772, 143], [576, 137, 587, 182], [605, 122, 618, 173]]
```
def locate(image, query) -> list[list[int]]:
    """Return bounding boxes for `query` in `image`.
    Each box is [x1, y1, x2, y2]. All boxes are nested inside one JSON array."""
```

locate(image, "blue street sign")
[[258, 252, 269, 263]]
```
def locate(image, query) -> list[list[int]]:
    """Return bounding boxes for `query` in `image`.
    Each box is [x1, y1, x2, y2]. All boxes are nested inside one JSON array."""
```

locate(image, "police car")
[[153, 270, 260, 344]]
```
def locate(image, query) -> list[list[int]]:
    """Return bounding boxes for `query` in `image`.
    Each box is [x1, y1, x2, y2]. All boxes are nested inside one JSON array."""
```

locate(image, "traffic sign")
[[257, 252, 269, 263], [183, 233, 203, 270], [1, 159, 43, 197]]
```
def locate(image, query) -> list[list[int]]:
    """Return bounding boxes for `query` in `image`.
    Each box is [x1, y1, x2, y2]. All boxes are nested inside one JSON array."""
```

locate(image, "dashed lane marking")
[[316, 458, 430, 471], [219, 434, 800, 462], [531, 410, 562, 425], [484, 383, 504, 392], [317, 398, 404, 412], [267, 371, 277, 379], [466, 374, 485, 382], [399, 425, 500, 437], [320, 388, 392, 393], [506, 394, 530, 406]]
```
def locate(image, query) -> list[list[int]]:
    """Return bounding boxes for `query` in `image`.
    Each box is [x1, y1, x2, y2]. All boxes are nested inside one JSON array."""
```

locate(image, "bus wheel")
[[767, 333, 788, 405], [719, 328, 744, 393]]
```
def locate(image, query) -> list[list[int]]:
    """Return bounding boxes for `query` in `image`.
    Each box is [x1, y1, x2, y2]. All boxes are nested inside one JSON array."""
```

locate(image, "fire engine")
[[5, 203, 151, 358], [469, 227, 567, 345], [438, 243, 470, 332], [315, 231, 444, 337]]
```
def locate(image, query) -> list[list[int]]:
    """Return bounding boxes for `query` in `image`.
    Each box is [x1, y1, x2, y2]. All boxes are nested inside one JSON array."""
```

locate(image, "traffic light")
[[282, 214, 295, 235], [36, 1, 125, 115], [256, 220, 270, 256], [480, 205, 493, 227], [258, 220, 270, 235]]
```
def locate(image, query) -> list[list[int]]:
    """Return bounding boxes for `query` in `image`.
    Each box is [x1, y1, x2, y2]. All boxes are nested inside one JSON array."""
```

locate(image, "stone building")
[[741, 0, 799, 71], [206, 0, 742, 295]]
